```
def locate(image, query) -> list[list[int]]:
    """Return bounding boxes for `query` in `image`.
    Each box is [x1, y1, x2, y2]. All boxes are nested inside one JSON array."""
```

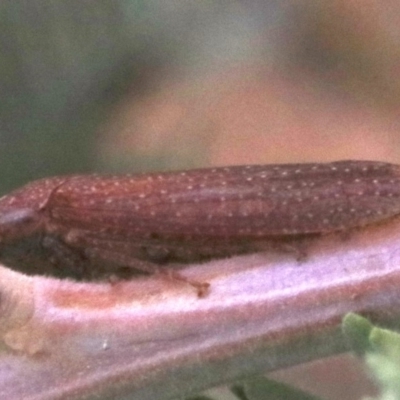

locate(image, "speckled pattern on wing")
[[44, 160, 400, 238]]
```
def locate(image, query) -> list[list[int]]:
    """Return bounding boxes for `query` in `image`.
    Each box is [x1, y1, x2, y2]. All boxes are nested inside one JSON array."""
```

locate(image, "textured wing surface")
[[48, 161, 400, 238]]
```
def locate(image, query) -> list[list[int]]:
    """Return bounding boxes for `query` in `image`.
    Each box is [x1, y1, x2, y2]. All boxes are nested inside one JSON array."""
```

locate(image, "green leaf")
[[369, 326, 400, 356], [231, 376, 323, 400], [342, 312, 374, 355], [342, 316, 400, 399], [365, 326, 400, 398]]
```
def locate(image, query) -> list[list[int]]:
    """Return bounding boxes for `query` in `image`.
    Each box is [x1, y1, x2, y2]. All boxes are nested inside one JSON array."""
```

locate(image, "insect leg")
[[82, 245, 210, 297], [41, 235, 88, 279]]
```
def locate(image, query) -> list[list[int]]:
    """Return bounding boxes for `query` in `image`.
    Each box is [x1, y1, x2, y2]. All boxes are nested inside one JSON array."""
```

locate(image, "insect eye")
[[0, 209, 40, 243]]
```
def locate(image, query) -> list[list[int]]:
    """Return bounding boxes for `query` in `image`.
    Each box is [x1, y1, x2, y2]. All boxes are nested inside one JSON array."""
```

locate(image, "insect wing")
[[47, 161, 400, 239]]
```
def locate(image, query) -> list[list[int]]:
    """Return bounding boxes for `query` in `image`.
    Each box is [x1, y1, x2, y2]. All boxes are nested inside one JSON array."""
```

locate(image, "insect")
[[0, 160, 399, 295]]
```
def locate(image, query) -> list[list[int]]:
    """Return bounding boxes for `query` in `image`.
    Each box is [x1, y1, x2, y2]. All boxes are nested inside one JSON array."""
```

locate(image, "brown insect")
[[0, 160, 399, 295]]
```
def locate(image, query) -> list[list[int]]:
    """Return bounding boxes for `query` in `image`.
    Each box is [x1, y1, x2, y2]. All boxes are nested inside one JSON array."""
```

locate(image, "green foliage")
[[343, 313, 400, 400], [342, 312, 375, 355], [231, 377, 323, 400]]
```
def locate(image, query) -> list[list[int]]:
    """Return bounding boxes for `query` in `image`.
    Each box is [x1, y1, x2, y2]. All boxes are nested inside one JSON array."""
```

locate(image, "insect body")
[[0, 160, 399, 286]]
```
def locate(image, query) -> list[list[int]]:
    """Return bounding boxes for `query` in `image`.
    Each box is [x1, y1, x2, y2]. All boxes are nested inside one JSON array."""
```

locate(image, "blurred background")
[[2, 0, 399, 398]]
